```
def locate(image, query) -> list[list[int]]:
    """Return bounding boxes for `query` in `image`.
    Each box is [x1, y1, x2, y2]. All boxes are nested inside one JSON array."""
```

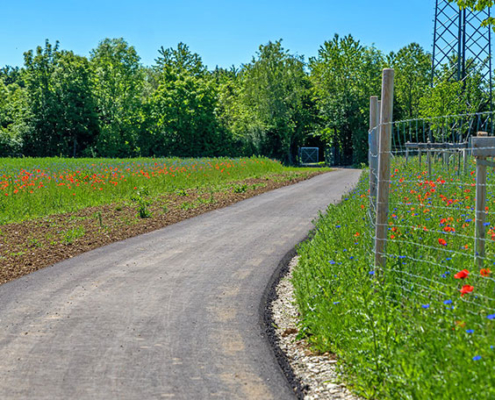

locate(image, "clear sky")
[[1, 0, 435, 70]]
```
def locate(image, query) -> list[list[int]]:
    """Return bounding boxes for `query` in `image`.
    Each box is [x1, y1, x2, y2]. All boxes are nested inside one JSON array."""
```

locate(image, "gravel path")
[[0, 169, 361, 400], [270, 256, 361, 400]]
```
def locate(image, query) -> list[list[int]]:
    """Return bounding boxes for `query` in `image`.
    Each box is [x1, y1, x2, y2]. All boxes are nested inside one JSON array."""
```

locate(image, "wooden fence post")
[[369, 96, 379, 206], [457, 150, 461, 176], [374, 69, 394, 268], [427, 140, 432, 178], [463, 147, 468, 174], [474, 131, 489, 267], [378, 101, 381, 122]]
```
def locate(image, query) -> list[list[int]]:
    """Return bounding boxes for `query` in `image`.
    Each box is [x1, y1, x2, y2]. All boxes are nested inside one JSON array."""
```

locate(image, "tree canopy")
[[0, 35, 480, 165]]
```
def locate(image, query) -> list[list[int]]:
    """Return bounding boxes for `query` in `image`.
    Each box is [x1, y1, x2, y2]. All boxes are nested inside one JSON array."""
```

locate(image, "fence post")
[[463, 147, 468, 174], [475, 131, 488, 268], [427, 140, 432, 178], [374, 69, 394, 268], [419, 149, 422, 169], [457, 150, 461, 176], [405, 142, 410, 165], [369, 96, 379, 205]]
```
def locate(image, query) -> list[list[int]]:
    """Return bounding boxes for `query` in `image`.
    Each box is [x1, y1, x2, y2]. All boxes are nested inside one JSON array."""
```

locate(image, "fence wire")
[[369, 110, 495, 350]]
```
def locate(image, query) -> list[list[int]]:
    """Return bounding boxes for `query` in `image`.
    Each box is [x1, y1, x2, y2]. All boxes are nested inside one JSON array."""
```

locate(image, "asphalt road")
[[0, 169, 361, 400]]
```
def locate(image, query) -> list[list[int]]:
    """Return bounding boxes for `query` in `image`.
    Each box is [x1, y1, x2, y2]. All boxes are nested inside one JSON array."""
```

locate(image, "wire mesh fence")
[[369, 106, 495, 358]]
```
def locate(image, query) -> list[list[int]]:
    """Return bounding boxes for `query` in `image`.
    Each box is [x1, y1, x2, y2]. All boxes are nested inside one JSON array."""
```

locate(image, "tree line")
[[0, 36, 489, 164]]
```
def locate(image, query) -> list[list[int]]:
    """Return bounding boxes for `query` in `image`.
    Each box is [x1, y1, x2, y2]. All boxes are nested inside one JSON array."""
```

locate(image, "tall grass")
[[293, 159, 495, 399]]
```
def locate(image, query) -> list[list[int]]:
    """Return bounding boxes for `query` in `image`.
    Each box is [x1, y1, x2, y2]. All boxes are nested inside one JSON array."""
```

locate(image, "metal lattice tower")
[[431, 1, 492, 107]]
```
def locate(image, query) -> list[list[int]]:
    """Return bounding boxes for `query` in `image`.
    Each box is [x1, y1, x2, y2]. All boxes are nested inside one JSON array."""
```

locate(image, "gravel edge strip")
[[268, 255, 361, 400]]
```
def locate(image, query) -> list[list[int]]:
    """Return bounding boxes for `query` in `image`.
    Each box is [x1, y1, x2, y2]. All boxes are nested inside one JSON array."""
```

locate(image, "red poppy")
[[460, 285, 474, 296], [454, 269, 469, 279], [481, 268, 491, 277], [438, 238, 447, 246]]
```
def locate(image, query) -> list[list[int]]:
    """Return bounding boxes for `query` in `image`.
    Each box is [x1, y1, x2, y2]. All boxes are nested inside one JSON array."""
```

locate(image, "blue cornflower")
[[422, 304, 430, 309], [466, 329, 474, 334], [487, 314, 495, 320], [369, 271, 375, 276], [333, 302, 340, 305], [444, 300, 453, 305], [329, 260, 336, 265], [473, 355, 482, 361]]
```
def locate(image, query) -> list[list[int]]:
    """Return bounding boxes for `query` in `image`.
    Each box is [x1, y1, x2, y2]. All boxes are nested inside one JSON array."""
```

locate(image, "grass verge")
[[293, 163, 495, 400]]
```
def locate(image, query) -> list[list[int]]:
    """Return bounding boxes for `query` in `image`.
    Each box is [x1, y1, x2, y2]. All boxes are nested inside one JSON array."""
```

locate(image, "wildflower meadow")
[[293, 157, 495, 399], [0, 157, 292, 224]]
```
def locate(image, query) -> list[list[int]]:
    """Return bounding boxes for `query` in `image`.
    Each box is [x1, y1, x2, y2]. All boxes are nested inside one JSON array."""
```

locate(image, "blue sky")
[[1, 0, 435, 69]]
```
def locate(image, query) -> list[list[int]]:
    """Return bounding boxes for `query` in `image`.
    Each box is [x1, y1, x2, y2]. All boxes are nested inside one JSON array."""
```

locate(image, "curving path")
[[0, 169, 361, 400]]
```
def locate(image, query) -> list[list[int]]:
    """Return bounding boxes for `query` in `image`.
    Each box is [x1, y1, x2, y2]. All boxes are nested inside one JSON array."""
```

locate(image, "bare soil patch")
[[0, 171, 325, 285]]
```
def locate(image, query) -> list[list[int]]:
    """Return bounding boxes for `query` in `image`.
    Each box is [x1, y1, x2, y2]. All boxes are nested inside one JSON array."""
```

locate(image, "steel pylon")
[[431, 1, 492, 108]]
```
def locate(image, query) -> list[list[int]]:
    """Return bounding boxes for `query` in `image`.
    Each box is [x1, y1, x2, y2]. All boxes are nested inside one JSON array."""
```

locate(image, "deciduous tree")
[[23, 41, 98, 156], [241, 40, 313, 164], [90, 38, 144, 157], [310, 34, 383, 164]]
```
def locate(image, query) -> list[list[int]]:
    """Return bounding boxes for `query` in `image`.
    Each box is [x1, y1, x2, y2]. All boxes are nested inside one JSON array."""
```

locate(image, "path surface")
[[0, 169, 361, 400]]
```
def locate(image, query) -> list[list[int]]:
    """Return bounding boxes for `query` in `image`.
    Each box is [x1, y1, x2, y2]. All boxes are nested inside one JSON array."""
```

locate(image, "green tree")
[[0, 66, 25, 87], [90, 38, 144, 157], [420, 54, 489, 119], [388, 43, 431, 121], [23, 40, 98, 156], [150, 43, 229, 157], [214, 66, 260, 156], [155, 42, 206, 77], [310, 34, 384, 164], [241, 40, 313, 164], [0, 79, 27, 156], [450, 1, 495, 26]]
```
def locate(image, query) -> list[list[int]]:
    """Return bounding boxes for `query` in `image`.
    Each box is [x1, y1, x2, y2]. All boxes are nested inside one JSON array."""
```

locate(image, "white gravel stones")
[[271, 256, 361, 400]]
